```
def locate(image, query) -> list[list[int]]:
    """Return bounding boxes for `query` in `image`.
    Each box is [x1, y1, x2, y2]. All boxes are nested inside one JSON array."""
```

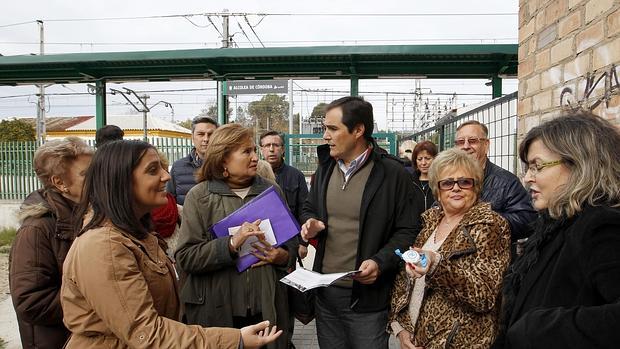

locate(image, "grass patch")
[[0, 227, 17, 247]]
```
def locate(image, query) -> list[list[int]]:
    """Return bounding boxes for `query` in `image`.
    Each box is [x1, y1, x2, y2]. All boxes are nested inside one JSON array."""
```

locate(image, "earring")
[[62, 187, 69, 193], [223, 167, 229, 178]]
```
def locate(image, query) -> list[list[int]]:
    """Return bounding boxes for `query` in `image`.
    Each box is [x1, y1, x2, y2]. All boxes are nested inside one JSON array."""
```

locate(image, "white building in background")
[[14, 114, 191, 142]]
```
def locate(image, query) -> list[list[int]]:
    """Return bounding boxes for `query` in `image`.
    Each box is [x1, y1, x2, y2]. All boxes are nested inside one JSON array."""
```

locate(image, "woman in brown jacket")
[[388, 149, 511, 349], [60, 140, 281, 349], [9, 137, 93, 349]]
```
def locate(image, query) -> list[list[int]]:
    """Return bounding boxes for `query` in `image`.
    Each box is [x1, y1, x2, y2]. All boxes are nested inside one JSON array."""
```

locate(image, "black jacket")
[[301, 143, 421, 312], [481, 159, 536, 241], [274, 162, 308, 224], [411, 171, 435, 214], [167, 149, 202, 205], [494, 205, 620, 349]]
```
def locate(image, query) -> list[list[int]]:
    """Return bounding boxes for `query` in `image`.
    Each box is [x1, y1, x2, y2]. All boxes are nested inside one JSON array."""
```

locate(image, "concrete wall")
[[0, 201, 21, 229], [518, 0, 620, 135]]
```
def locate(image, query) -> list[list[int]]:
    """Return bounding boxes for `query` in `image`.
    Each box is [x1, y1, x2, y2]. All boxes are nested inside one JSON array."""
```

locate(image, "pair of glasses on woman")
[[438, 177, 475, 191]]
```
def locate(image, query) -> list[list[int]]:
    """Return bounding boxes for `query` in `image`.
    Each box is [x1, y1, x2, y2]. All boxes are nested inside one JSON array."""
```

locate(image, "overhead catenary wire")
[[236, 19, 255, 48], [243, 15, 265, 48], [0, 20, 37, 28], [7, 12, 516, 24]]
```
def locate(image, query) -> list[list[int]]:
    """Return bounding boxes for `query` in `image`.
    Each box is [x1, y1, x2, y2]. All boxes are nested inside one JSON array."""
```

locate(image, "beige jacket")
[[61, 224, 240, 349]]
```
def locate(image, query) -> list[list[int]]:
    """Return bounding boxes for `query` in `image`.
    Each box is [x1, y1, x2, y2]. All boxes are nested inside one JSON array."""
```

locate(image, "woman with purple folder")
[[175, 123, 295, 349]]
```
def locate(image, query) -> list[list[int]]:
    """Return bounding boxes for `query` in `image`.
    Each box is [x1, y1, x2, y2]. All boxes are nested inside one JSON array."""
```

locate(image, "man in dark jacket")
[[259, 130, 308, 224], [167, 116, 218, 205], [455, 120, 536, 243], [301, 97, 419, 349]]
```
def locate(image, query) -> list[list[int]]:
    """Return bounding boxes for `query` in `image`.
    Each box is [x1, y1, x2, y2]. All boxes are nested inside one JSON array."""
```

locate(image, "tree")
[[0, 119, 36, 142], [309, 102, 328, 123], [177, 119, 192, 130], [198, 105, 218, 119], [247, 94, 289, 134]]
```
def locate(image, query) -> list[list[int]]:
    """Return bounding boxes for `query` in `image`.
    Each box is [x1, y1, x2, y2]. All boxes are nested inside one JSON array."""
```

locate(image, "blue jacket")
[[167, 149, 202, 205], [481, 159, 536, 241]]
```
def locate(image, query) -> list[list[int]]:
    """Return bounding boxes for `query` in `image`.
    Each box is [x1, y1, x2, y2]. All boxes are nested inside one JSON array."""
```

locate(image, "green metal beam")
[[0, 44, 518, 85], [217, 81, 228, 125], [492, 75, 502, 98], [95, 80, 106, 129], [350, 75, 359, 96]]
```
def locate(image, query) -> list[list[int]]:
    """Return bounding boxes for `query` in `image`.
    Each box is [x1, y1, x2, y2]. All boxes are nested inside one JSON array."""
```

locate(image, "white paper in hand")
[[228, 219, 277, 257]]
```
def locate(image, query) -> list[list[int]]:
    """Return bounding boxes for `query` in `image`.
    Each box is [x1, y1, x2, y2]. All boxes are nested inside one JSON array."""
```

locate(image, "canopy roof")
[[0, 44, 517, 85]]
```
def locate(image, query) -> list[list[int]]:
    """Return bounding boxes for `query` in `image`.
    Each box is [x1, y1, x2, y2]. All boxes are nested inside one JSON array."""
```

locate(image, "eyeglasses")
[[261, 143, 282, 149], [522, 160, 563, 177], [454, 137, 487, 147], [438, 177, 475, 191]]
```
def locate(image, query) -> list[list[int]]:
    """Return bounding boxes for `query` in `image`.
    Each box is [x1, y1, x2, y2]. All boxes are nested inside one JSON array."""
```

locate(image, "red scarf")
[[151, 193, 179, 238]]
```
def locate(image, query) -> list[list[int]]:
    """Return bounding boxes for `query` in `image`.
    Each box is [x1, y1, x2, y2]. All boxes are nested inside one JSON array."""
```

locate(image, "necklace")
[[435, 214, 464, 243]]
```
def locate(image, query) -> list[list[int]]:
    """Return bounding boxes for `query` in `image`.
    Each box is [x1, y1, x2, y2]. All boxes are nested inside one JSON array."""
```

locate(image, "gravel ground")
[[0, 252, 8, 303]]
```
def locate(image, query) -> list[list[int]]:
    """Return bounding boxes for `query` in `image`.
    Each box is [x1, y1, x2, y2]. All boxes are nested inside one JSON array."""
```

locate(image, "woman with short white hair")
[[389, 148, 510, 349], [9, 137, 94, 349]]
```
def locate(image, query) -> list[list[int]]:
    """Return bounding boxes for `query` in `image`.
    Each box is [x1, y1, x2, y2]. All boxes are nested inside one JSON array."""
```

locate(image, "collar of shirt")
[[337, 147, 371, 185]]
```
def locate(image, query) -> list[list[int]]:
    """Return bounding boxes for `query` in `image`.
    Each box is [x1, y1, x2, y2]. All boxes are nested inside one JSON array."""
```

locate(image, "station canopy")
[[0, 44, 517, 85]]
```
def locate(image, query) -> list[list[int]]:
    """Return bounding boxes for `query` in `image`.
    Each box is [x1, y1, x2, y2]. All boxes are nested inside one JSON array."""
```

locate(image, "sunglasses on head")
[[438, 177, 475, 191]]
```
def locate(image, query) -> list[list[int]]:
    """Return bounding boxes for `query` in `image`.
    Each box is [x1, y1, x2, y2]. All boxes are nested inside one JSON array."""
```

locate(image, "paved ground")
[[292, 319, 400, 348], [0, 251, 21, 349]]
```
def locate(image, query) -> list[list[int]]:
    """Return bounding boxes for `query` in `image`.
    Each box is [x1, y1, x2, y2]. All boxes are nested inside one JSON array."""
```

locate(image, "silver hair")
[[428, 148, 483, 200]]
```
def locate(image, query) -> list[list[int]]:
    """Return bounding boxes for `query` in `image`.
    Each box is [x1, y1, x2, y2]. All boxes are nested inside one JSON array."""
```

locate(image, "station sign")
[[226, 80, 288, 95]]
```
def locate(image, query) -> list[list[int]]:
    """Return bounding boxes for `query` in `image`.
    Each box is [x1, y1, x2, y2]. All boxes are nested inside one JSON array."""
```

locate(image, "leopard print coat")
[[388, 202, 510, 349]]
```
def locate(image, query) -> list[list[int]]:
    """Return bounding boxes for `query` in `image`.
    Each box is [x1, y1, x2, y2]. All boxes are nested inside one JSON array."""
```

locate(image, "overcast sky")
[[0, 0, 519, 131]]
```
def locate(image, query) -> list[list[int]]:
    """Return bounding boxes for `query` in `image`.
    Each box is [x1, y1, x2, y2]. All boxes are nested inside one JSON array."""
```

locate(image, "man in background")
[[95, 125, 123, 147], [455, 120, 536, 247], [167, 116, 218, 205]]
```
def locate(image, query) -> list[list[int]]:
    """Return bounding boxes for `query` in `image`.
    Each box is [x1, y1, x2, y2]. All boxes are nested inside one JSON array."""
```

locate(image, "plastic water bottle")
[[395, 249, 428, 268]]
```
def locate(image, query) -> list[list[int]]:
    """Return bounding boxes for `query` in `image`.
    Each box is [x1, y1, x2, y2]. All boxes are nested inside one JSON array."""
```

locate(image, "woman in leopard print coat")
[[388, 149, 511, 349]]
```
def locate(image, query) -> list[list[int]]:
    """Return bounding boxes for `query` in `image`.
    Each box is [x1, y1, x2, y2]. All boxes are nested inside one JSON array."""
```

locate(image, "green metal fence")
[[406, 92, 518, 174], [1, 132, 398, 200], [283, 132, 398, 176], [0, 137, 193, 201]]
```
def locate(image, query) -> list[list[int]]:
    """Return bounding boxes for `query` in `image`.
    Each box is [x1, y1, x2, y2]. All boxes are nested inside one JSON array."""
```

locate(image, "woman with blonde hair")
[[176, 123, 295, 349], [9, 137, 93, 349], [389, 148, 510, 349], [493, 111, 620, 348]]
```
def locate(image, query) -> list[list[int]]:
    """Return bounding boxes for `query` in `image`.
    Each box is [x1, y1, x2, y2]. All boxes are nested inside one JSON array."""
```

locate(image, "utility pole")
[[217, 9, 230, 125], [110, 88, 171, 143], [141, 95, 150, 142], [36, 20, 46, 143], [221, 9, 230, 48]]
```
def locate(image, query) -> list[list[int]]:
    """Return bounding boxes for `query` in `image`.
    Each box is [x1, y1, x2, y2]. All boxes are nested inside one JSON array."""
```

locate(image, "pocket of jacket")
[[444, 320, 461, 348], [179, 276, 205, 305]]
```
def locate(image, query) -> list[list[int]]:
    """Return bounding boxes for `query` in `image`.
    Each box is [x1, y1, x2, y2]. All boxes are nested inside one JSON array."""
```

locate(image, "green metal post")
[[492, 75, 502, 99], [95, 80, 107, 129], [350, 75, 359, 96], [284, 134, 291, 166], [218, 80, 228, 125]]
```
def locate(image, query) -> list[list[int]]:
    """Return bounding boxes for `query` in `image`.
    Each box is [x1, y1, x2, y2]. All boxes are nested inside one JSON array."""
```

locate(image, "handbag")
[[287, 255, 315, 325]]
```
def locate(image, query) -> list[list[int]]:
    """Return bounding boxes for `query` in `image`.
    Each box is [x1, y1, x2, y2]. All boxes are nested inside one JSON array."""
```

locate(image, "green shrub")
[[0, 227, 17, 247]]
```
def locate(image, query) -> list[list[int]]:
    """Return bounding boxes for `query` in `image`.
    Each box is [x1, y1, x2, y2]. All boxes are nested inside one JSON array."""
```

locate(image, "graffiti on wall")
[[560, 64, 620, 111]]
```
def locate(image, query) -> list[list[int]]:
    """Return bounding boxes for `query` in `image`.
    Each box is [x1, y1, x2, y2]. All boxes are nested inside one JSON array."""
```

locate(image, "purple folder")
[[212, 186, 301, 272]]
